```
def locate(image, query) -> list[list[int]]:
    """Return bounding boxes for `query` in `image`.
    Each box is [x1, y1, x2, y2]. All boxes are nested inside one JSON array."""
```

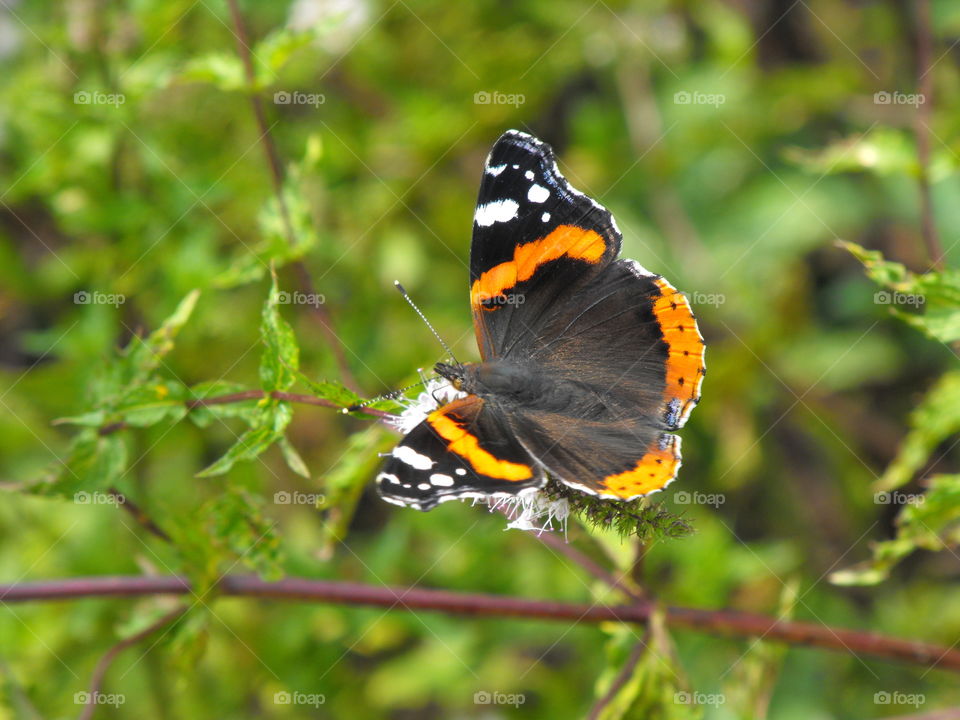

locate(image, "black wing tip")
[[490, 129, 554, 163]]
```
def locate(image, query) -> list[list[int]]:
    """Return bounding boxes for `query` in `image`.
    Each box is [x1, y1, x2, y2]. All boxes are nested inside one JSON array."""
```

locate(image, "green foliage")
[[3, 0, 960, 718]]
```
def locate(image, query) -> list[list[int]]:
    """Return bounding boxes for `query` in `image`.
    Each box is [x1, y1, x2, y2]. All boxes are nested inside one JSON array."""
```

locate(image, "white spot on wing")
[[455, 468, 467, 476], [524, 170, 534, 180], [430, 473, 455, 487], [392, 446, 433, 470], [377, 472, 401, 485], [486, 163, 507, 177], [541, 212, 551, 222], [475, 199, 519, 226], [527, 184, 550, 203], [417, 483, 431, 491]]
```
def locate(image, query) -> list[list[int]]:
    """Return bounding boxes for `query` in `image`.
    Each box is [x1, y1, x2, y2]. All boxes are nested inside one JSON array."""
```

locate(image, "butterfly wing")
[[469, 130, 622, 360], [377, 395, 545, 511]]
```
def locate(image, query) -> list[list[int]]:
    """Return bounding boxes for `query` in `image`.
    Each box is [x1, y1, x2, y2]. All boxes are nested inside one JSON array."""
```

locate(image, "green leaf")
[[32, 431, 128, 498], [177, 53, 248, 92], [206, 486, 284, 581], [196, 402, 292, 478], [840, 241, 960, 342], [832, 475, 960, 586], [260, 269, 299, 392], [124, 289, 201, 384], [319, 425, 392, 553], [115, 381, 189, 428], [295, 371, 363, 408], [252, 29, 316, 84], [278, 435, 310, 479], [878, 370, 960, 491], [214, 168, 318, 288], [187, 381, 257, 428]]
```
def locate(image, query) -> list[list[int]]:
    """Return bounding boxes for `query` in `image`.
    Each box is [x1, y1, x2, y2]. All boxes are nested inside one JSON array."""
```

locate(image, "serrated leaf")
[[840, 241, 960, 342], [295, 371, 363, 407], [832, 475, 960, 586], [207, 486, 283, 581], [32, 431, 128, 498], [878, 370, 960, 490], [115, 381, 189, 427], [196, 402, 292, 477], [260, 269, 300, 392]]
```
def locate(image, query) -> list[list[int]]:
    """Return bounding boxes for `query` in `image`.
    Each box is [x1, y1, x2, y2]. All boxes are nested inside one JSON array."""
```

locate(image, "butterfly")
[[376, 130, 705, 511]]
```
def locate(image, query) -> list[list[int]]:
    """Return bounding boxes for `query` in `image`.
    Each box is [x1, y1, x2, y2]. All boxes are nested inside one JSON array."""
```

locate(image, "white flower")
[[386, 377, 465, 435], [495, 489, 569, 536]]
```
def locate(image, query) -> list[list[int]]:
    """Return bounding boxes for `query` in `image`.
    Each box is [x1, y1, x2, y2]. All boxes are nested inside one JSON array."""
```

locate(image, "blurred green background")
[[1, 0, 960, 717]]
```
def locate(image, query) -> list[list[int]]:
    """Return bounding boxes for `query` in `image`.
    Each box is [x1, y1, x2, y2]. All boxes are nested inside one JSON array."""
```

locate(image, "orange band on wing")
[[427, 410, 534, 481], [600, 434, 681, 498], [652, 277, 705, 427], [471, 225, 607, 310]]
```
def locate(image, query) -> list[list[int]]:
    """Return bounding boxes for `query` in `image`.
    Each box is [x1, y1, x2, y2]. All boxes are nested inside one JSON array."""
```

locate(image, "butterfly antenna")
[[342, 370, 436, 413], [394, 281, 460, 366]]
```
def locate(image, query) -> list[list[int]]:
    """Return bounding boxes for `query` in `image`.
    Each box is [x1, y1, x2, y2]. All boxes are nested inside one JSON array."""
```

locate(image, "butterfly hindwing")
[[377, 395, 545, 511]]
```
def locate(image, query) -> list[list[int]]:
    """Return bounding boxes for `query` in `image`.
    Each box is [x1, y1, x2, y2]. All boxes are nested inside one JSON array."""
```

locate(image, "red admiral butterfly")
[[377, 130, 705, 511]]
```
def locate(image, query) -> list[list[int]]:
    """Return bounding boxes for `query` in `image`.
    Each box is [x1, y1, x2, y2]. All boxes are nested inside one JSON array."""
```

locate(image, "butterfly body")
[[376, 130, 705, 511]]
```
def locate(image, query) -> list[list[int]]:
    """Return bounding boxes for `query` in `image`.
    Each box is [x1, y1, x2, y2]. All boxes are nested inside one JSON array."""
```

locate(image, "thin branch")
[[77, 604, 188, 720], [108, 487, 171, 543], [914, 0, 944, 270], [224, 0, 359, 391], [3, 575, 960, 674], [95, 389, 395, 436], [587, 632, 650, 720]]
